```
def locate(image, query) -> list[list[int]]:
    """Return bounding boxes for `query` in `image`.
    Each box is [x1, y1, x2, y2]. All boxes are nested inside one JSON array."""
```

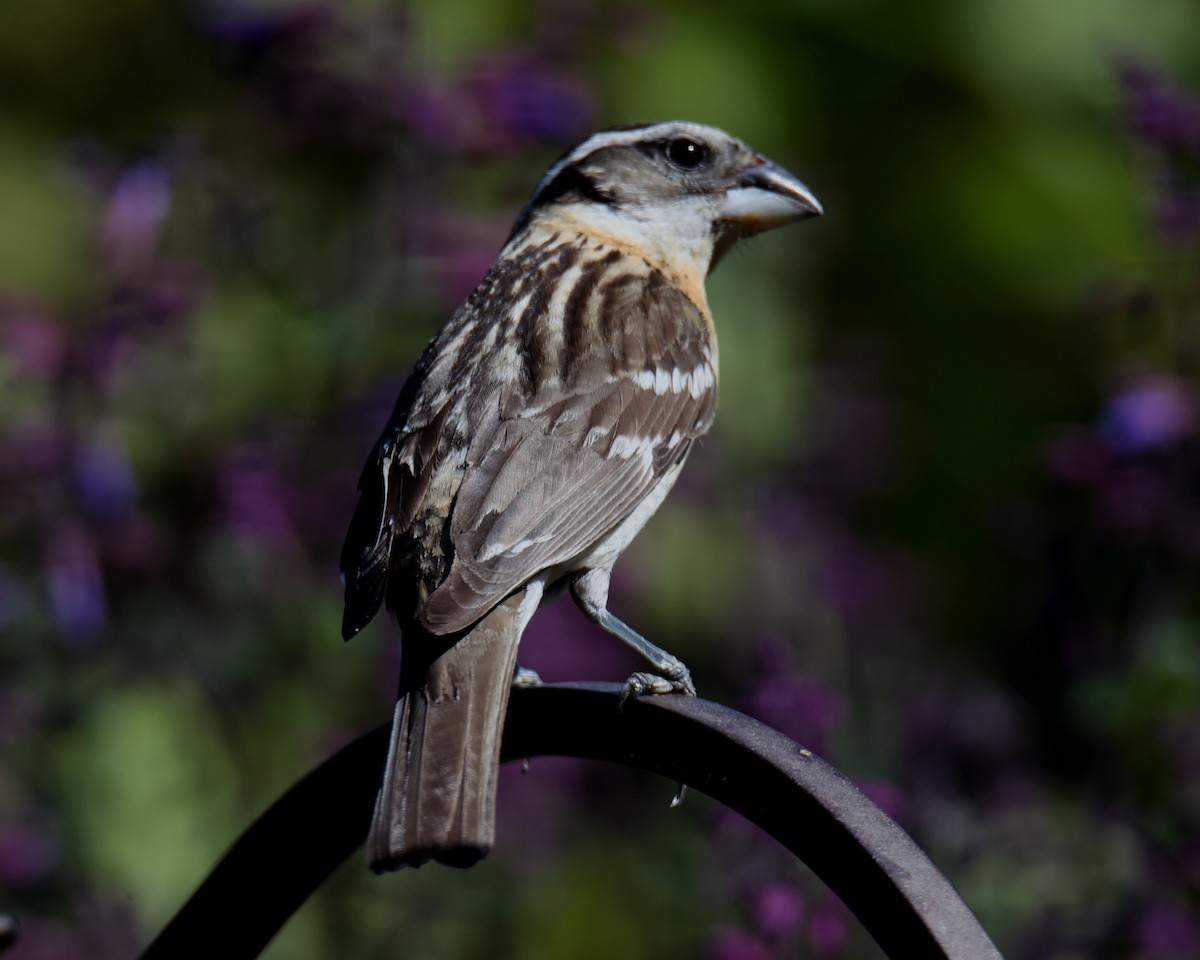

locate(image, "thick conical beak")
[[721, 157, 823, 232]]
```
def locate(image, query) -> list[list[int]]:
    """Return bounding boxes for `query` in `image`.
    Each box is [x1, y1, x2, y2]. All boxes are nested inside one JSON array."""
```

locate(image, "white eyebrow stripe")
[[522, 121, 734, 211]]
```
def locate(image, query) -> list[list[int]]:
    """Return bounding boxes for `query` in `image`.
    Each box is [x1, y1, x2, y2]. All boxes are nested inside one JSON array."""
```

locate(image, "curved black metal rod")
[[139, 682, 1003, 960]]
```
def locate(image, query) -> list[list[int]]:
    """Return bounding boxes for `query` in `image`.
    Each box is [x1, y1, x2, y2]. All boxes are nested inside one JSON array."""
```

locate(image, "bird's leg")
[[570, 569, 696, 703], [511, 580, 545, 689]]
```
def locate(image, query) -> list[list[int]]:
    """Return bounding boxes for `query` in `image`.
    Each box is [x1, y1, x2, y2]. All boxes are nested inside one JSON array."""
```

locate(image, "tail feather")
[[369, 593, 525, 870]]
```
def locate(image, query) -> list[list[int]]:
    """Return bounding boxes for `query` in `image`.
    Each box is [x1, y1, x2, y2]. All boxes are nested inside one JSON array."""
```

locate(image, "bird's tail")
[[368, 593, 525, 871]]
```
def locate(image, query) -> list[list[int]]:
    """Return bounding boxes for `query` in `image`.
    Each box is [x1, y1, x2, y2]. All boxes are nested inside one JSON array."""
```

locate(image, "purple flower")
[[1120, 59, 1200, 151], [399, 85, 458, 146], [1119, 61, 1200, 246], [214, 444, 295, 546], [855, 778, 910, 825], [434, 244, 507, 313], [405, 53, 594, 155], [0, 825, 57, 887], [0, 300, 65, 379], [0, 420, 63, 491], [112, 258, 210, 331], [806, 899, 849, 955], [473, 54, 594, 145], [709, 927, 771, 960], [101, 162, 172, 273], [814, 527, 906, 628], [745, 671, 845, 753], [516, 592, 638, 684], [903, 681, 1031, 808], [199, 0, 328, 42], [1137, 901, 1200, 958], [73, 439, 137, 518], [754, 882, 805, 937], [1099, 375, 1196, 453], [44, 526, 107, 640], [1154, 179, 1200, 246]]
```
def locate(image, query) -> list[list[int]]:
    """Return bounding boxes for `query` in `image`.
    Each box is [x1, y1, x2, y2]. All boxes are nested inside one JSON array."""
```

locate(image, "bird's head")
[[509, 121, 822, 277]]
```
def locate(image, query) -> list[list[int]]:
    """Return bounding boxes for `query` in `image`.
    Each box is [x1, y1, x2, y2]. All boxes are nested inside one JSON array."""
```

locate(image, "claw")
[[618, 669, 697, 709]]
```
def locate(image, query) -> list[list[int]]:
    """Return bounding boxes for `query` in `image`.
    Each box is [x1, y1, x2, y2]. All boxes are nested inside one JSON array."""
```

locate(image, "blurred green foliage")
[[2, 0, 1199, 958]]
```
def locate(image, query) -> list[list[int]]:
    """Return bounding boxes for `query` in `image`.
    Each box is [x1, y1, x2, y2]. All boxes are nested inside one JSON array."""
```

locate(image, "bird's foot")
[[618, 658, 696, 708], [512, 666, 544, 688]]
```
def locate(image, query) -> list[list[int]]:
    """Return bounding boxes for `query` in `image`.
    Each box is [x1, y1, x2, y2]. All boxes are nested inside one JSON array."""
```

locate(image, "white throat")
[[521, 195, 718, 311]]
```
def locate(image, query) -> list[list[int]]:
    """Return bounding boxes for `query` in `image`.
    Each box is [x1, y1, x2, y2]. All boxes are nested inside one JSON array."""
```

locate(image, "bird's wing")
[[419, 269, 716, 634], [339, 340, 460, 639]]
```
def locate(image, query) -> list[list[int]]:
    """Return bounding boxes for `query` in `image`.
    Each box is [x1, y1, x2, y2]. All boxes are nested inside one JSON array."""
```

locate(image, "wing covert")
[[420, 270, 717, 634]]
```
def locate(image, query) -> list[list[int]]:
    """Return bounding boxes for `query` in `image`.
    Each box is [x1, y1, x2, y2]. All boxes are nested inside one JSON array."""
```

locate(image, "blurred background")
[[2, 0, 1199, 957]]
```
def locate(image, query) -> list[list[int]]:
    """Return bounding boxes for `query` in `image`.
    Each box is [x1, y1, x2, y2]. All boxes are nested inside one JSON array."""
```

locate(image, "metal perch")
[[137, 682, 1003, 960]]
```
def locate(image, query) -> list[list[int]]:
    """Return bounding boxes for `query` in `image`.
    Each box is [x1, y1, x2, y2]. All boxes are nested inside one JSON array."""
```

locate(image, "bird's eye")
[[665, 138, 708, 170]]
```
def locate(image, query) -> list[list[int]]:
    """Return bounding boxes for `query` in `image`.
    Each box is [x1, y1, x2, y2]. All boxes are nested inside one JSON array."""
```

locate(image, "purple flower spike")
[[1119, 60, 1200, 246], [0, 825, 58, 887], [214, 444, 294, 546], [478, 55, 594, 145], [710, 927, 772, 960], [44, 526, 108, 641], [101, 162, 173, 273], [745, 672, 846, 754], [855, 778, 911, 824], [0, 301, 65, 380], [1154, 182, 1200, 246], [73, 440, 137, 518], [1120, 60, 1200, 151], [1098, 374, 1196, 454], [807, 899, 850, 955], [513, 592, 636, 682], [1137, 901, 1200, 958], [754, 882, 805, 937], [414, 53, 596, 155]]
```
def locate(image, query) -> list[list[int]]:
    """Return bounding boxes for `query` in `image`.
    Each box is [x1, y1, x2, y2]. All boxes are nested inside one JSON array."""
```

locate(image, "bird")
[[340, 120, 821, 871]]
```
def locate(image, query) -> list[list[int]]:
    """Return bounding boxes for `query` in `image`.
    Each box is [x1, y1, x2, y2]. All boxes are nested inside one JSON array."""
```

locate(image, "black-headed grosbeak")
[[341, 121, 821, 870]]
